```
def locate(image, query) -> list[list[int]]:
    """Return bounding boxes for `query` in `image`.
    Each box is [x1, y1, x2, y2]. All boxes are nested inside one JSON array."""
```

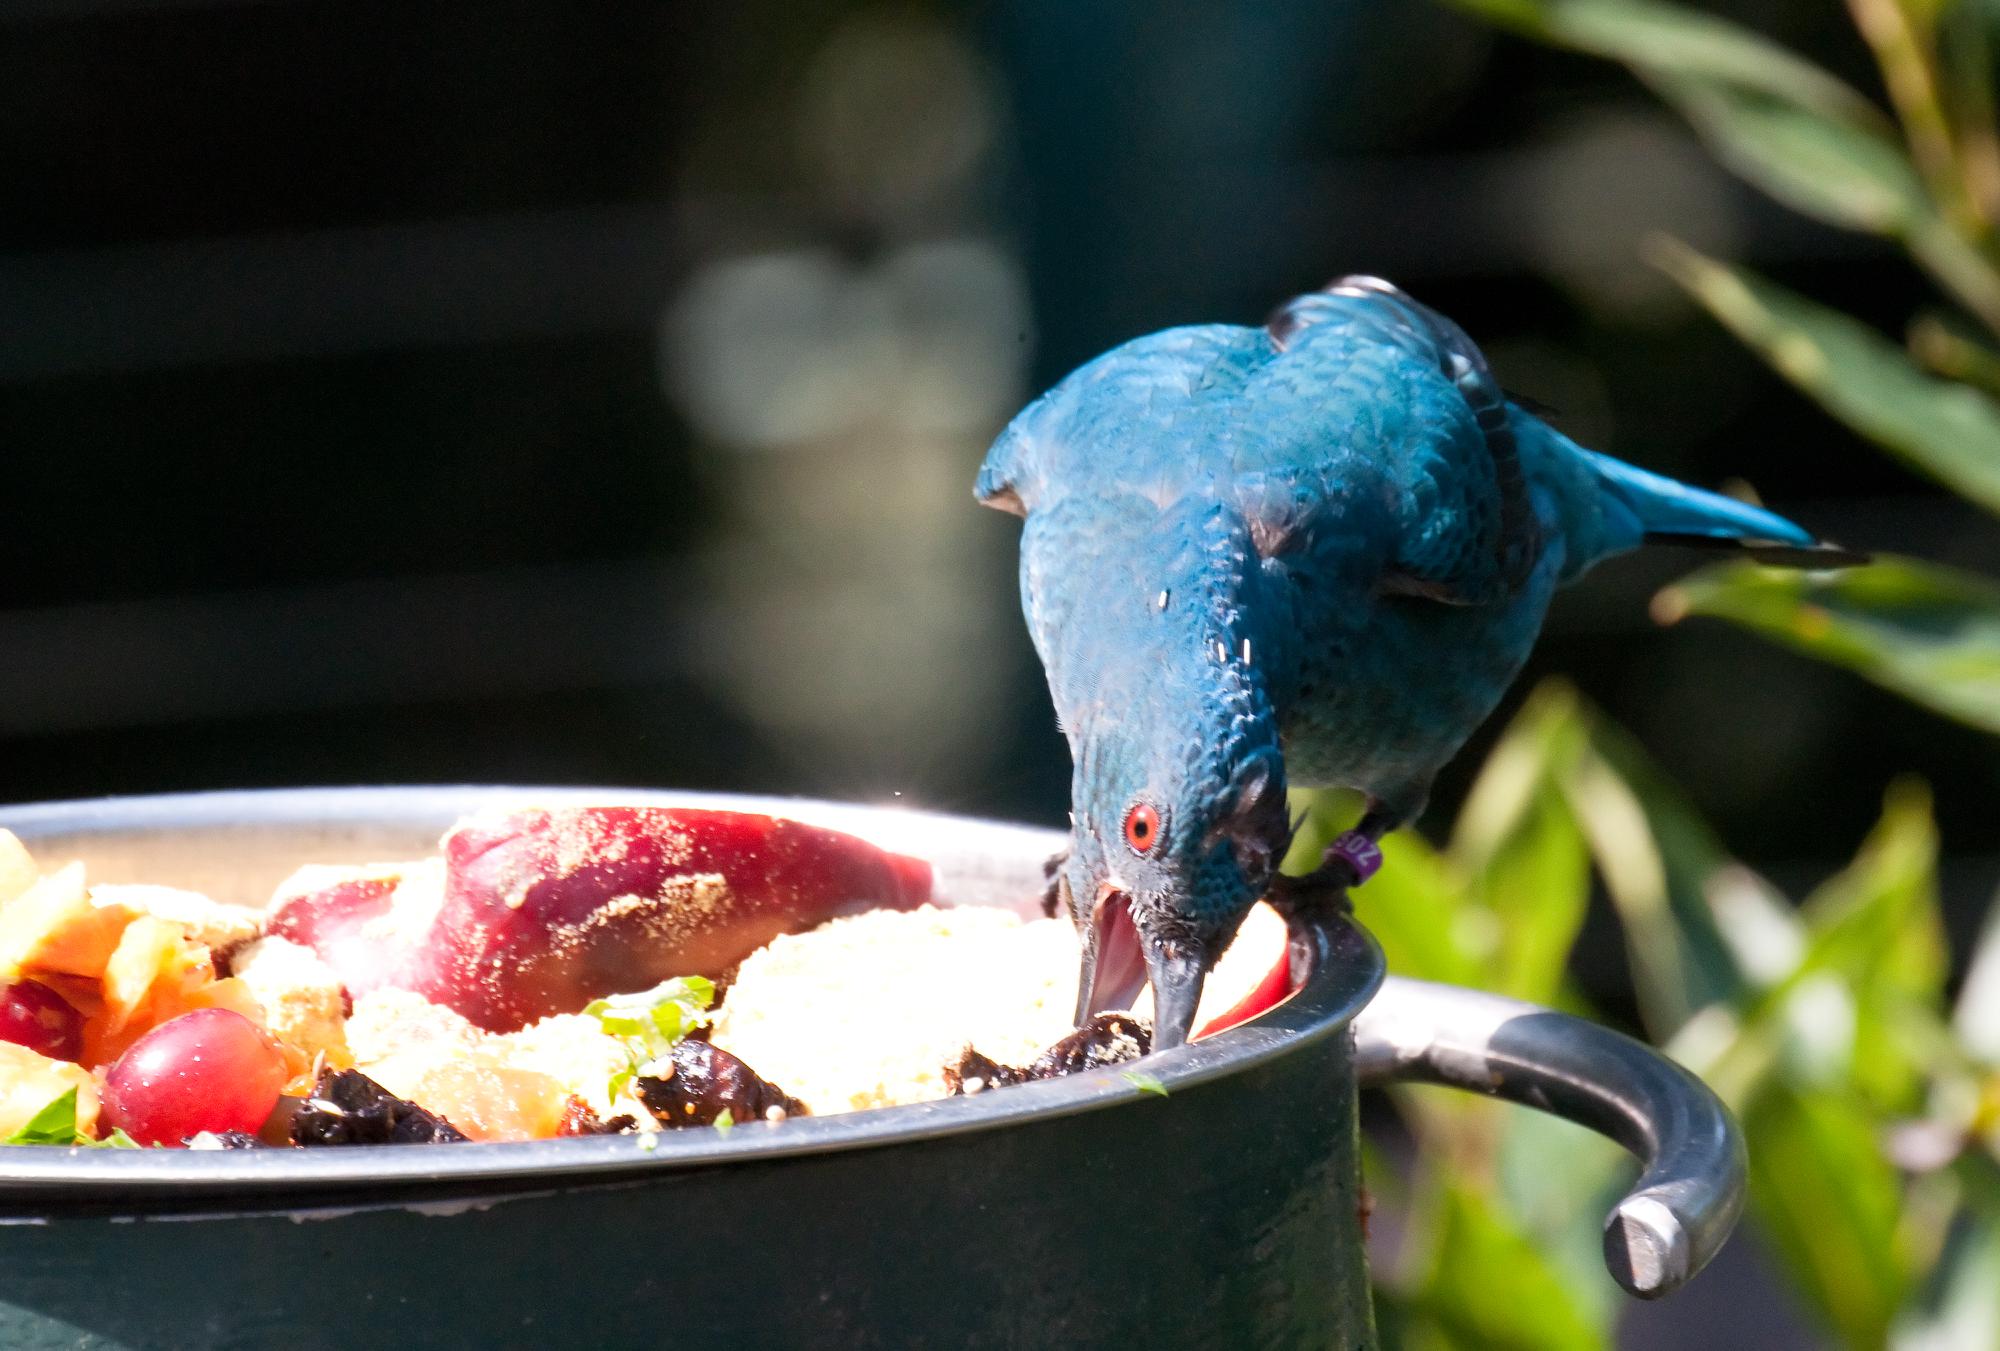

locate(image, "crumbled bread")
[[347, 991, 638, 1135], [713, 901, 1290, 1115], [346, 987, 483, 1064], [713, 906, 1078, 1114], [91, 884, 264, 955], [230, 937, 350, 1065]]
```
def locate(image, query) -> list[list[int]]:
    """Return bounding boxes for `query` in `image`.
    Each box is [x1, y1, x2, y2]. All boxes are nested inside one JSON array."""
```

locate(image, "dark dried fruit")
[[289, 1069, 471, 1146], [635, 1040, 807, 1128], [555, 1096, 636, 1137], [945, 1013, 1153, 1095]]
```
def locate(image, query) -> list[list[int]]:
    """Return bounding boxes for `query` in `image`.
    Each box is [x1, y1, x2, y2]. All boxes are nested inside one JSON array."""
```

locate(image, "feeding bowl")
[[0, 788, 1744, 1349]]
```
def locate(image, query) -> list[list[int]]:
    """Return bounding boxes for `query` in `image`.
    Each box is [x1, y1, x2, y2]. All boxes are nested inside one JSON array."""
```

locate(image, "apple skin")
[[265, 875, 408, 995], [269, 808, 933, 1032]]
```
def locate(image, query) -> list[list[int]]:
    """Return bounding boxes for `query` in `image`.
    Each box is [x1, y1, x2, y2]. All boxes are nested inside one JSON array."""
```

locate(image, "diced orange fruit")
[[84, 917, 218, 1064], [359, 1046, 569, 1142], [0, 865, 136, 981], [0, 1041, 99, 1137], [0, 832, 38, 908]]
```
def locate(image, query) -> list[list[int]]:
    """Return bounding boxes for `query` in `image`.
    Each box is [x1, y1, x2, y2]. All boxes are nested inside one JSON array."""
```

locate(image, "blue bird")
[[976, 277, 1858, 1050]]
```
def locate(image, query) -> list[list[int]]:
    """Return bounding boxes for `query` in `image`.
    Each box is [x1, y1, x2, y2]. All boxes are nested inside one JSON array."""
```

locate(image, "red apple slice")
[[270, 808, 933, 1032]]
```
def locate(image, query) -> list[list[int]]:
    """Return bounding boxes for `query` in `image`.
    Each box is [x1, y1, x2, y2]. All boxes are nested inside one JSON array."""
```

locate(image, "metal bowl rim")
[[0, 785, 1383, 1211]]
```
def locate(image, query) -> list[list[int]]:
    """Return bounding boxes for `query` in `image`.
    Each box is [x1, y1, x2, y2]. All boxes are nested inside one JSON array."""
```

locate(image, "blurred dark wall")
[[4, 1, 1996, 941]]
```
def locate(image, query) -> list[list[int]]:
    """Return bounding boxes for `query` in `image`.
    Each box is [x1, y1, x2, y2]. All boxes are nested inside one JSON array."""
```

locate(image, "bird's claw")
[[1039, 847, 1069, 919], [1265, 862, 1357, 924]]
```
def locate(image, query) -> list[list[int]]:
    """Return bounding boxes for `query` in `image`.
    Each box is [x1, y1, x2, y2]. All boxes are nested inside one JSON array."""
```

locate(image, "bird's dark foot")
[[1265, 864, 1355, 923], [1039, 846, 1069, 919], [1264, 830, 1384, 923]]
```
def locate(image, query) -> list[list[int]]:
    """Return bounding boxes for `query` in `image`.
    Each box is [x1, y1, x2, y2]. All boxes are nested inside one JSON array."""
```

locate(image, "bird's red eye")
[[1123, 803, 1160, 854]]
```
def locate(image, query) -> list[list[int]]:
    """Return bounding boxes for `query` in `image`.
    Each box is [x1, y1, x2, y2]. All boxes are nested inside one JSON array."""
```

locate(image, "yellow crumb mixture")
[[713, 901, 1288, 1113]]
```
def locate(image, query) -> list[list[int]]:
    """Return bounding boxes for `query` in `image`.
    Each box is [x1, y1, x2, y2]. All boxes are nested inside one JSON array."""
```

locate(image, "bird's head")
[[1060, 669, 1292, 1051]]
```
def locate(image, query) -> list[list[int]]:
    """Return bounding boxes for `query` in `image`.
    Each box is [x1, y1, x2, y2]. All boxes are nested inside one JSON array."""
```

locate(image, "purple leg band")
[[1329, 831, 1383, 883]]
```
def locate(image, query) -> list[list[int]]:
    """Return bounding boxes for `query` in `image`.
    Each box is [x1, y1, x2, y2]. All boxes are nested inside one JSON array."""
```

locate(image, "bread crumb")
[[92, 884, 264, 955], [711, 901, 1288, 1115], [231, 937, 350, 1064]]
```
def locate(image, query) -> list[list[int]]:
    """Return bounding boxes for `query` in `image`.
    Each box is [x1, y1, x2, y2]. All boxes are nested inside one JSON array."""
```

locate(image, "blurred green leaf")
[[1447, 0, 2000, 325], [1351, 831, 1486, 991], [1786, 781, 1947, 1109], [1795, 780, 1946, 1011], [1909, 312, 2000, 397], [1746, 1084, 1915, 1347], [1891, 1212, 2000, 1351], [1496, 1110, 1628, 1329], [1653, 240, 2000, 514], [1555, 691, 1751, 1037], [1649, 68, 1929, 236], [1952, 888, 2000, 1064], [1400, 1182, 1611, 1351], [1449, 0, 1891, 123], [1660, 555, 2000, 734], [1451, 686, 1593, 1005], [1447, 0, 1929, 230]]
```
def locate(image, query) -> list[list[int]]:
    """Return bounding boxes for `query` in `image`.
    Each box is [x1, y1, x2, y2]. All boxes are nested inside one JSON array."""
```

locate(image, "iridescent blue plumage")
[[978, 278, 1846, 1048]]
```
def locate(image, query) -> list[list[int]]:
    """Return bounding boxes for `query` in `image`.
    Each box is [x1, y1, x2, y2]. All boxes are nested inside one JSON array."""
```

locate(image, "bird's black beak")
[[1145, 941, 1208, 1051], [1075, 886, 1147, 1023]]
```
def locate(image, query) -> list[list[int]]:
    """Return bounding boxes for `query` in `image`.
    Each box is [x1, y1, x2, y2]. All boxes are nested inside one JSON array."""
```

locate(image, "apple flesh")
[[269, 808, 933, 1032]]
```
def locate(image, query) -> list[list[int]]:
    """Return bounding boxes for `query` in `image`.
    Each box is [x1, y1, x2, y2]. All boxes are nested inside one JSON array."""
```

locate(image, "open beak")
[[1145, 942, 1208, 1051], [1073, 886, 1211, 1051], [1075, 887, 1147, 1023]]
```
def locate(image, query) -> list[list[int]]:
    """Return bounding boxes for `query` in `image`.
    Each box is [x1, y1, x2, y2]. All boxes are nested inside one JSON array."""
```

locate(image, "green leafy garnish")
[[4, 1088, 141, 1148], [713, 1108, 735, 1133], [585, 976, 717, 1099], [1123, 1071, 1169, 1098]]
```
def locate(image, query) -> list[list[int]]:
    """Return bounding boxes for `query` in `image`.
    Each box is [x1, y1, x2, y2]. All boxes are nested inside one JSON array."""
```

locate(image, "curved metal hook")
[[1350, 975, 1746, 1299]]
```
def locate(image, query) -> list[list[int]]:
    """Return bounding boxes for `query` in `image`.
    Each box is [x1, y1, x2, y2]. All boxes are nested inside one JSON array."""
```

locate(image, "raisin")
[[635, 1041, 806, 1127], [946, 1013, 1152, 1095], [289, 1069, 471, 1146]]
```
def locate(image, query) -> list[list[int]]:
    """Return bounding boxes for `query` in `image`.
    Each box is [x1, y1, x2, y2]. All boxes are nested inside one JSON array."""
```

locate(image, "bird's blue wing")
[[977, 279, 1542, 605], [1234, 277, 1539, 603]]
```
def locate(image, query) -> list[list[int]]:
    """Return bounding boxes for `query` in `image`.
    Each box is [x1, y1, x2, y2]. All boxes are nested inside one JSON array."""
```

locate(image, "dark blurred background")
[[5, 0, 1996, 949]]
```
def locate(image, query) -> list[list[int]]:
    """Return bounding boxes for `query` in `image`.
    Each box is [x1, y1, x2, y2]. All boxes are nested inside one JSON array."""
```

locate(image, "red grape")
[[101, 1009, 286, 1146], [0, 979, 84, 1062]]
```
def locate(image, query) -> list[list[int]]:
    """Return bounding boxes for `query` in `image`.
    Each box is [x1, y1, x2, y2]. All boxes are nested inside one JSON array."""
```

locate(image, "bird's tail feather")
[[1643, 533, 1871, 568], [1583, 450, 1865, 567]]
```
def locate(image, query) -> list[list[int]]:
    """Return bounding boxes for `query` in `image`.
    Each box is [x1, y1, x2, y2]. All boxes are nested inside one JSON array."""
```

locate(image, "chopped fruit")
[[101, 1009, 286, 1147], [0, 1042, 99, 1138], [357, 1046, 571, 1142], [273, 807, 933, 1032], [497, 1012, 634, 1121], [88, 885, 264, 956], [0, 979, 84, 1062], [1194, 950, 1295, 1041], [555, 1096, 635, 1136], [0, 864, 136, 980], [89, 917, 217, 1063], [0, 832, 38, 907], [227, 938, 350, 1067], [265, 862, 440, 999], [635, 1040, 807, 1128], [288, 1068, 469, 1146]]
